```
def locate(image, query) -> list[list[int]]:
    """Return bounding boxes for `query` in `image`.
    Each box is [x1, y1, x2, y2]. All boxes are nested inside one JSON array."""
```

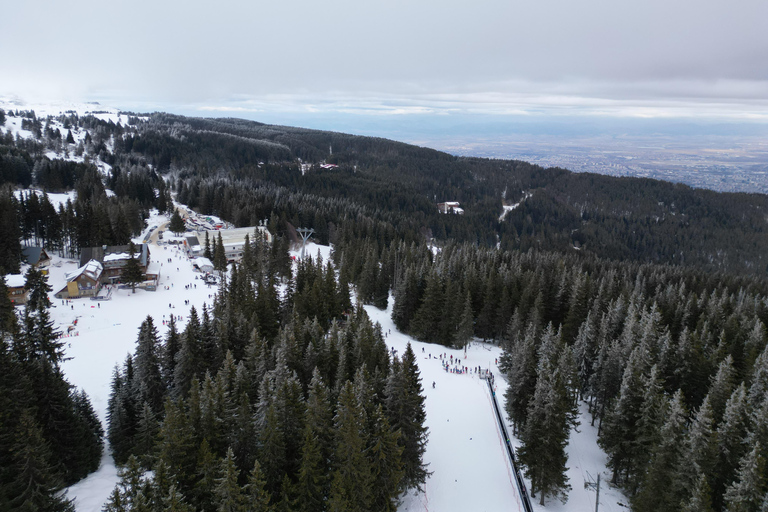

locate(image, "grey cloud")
[[2, 0, 767, 119]]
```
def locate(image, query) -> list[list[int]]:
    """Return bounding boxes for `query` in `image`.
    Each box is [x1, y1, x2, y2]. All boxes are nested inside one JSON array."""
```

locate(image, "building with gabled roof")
[[5, 274, 28, 306], [437, 201, 464, 215], [80, 244, 151, 283], [184, 226, 272, 262], [54, 260, 103, 298], [21, 246, 52, 271]]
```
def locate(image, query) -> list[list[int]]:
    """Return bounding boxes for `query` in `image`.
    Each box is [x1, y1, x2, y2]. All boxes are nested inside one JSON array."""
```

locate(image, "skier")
[[432, 381, 435, 389]]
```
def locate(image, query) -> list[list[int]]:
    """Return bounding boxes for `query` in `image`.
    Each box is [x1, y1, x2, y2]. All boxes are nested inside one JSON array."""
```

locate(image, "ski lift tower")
[[297, 228, 314, 260]]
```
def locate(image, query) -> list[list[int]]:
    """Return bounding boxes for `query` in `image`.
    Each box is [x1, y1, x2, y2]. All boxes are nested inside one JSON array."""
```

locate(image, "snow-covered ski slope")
[[364, 301, 628, 512], [42, 222, 624, 510]]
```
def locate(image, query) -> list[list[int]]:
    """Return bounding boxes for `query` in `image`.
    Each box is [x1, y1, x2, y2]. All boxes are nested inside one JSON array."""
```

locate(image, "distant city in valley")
[[238, 111, 768, 195], [412, 134, 768, 194]]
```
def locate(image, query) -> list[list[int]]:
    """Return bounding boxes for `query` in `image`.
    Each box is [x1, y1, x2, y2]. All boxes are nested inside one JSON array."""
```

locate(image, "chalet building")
[[54, 260, 103, 299], [437, 201, 464, 214], [21, 246, 52, 272], [184, 236, 202, 258], [5, 274, 28, 306], [80, 244, 151, 284], [143, 261, 162, 291], [185, 226, 272, 262]]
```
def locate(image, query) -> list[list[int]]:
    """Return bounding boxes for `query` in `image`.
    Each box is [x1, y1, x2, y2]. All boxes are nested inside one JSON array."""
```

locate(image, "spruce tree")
[[392, 266, 421, 332], [204, 232, 213, 261], [169, 209, 185, 236], [600, 344, 649, 486], [517, 326, 575, 505], [504, 321, 539, 432], [633, 390, 688, 512], [409, 270, 445, 345], [122, 242, 144, 293], [174, 307, 202, 398], [162, 316, 180, 391], [453, 290, 475, 348], [385, 343, 429, 491], [678, 395, 719, 500], [722, 442, 766, 512], [295, 424, 325, 512], [329, 381, 372, 511], [134, 316, 165, 414], [716, 384, 752, 507], [7, 411, 75, 512], [214, 231, 227, 274], [215, 448, 246, 512], [367, 403, 404, 511], [243, 460, 272, 512], [681, 473, 716, 512]]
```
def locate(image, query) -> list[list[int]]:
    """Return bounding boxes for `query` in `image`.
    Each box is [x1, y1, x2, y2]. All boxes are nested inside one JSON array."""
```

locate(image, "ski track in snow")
[[48, 217, 623, 511]]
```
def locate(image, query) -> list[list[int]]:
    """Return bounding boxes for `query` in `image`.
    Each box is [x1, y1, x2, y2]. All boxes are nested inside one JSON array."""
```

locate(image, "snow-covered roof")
[[5, 274, 26, 288], [145, 261, 161, 275], [66, 260, 103, 282], [193, 257, 213, 268], [103, 252, 131, 262]]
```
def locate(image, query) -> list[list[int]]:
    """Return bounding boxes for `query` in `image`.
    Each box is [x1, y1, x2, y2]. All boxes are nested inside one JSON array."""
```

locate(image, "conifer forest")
[[2, 108, 768, 510]]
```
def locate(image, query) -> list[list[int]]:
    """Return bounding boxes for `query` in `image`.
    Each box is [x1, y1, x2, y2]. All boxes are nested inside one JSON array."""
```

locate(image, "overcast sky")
[[2, 0, 768, 128]]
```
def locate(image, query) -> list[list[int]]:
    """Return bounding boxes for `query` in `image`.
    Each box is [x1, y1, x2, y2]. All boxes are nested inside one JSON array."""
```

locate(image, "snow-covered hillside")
[[0, 97, 144, 176], [42, 224, 625, 511]]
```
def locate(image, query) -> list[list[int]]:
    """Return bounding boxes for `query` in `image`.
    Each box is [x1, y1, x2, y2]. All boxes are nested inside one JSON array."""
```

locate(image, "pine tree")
[[453, 290, 475, 349], [204, 231, 213, 261], [504, 321, 539, 432], [134, 316, 165, 414], [7, 411, 75, 512], [681, 473, 716, 512], [409, 270, 446, 345], [722, 442, 767, 512], [392, 266, 420, 332], [367, 404, 404, 511], [169, 209, 185, 236], [385, 343, 429, 491], [329, 381, 372, 512], [122, 241, 144, 293], [214, 231, 227, 274], [162, 316, 180, 391], [215, 448, 246, 512], [517, 326, 575, 505], [243, 460, 273, 512], [295, 424, 325, 512], [715, 383, 752, 509], [633, 390, 688, 512]]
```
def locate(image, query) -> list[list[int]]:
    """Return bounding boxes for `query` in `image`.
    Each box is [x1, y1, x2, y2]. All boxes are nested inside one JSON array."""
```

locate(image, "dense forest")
[[5, 108, 768, 276], [103, 250, 428, 511], [2, 106, 768, 510], [0, 267, 103, 510]]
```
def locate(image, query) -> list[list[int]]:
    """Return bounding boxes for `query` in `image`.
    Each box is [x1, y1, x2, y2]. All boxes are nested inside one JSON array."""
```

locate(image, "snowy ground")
[[48, 232, 624, 511], [364, 300, 628, 512], [48, 210, 218, 510]]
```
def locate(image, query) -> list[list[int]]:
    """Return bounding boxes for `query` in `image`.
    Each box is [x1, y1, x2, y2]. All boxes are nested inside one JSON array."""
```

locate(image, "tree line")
[[0, 267, 103, 511], [368, 239, 768, 509]]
